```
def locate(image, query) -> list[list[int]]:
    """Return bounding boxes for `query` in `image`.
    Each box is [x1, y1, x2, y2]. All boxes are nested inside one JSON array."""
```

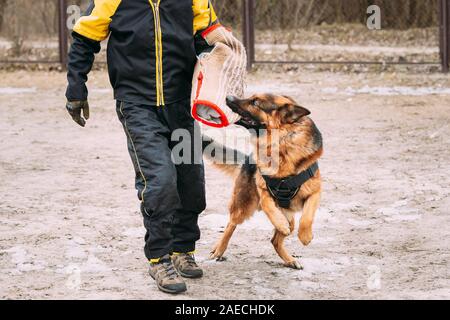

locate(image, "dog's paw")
[[285, 260, 303, 270], [210, 247, 226, 261], [298, 227, 313, 246], [276, 221, 291, 236]]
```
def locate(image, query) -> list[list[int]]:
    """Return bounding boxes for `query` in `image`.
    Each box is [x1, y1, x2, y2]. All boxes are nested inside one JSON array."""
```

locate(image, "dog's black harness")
[[262, 162, 319, 209]]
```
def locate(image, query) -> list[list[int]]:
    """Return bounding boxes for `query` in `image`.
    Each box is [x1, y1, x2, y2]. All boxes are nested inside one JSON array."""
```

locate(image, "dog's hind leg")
[[210, 221, 237, 260], [271, 219, 302, 269], [298, 192, 320, 246], [210, 204, 257, 260], [210, 203, 257, 260]]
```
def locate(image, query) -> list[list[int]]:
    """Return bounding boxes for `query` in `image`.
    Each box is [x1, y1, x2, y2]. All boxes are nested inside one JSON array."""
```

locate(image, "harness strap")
[[262, 162, 319, 209]]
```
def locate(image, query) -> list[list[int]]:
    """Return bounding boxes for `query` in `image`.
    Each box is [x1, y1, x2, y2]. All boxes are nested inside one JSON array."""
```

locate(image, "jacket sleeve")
[[73, 0, 121, 42], [65, 32, 100, 101], [193, 0, 218, 35], [192, 0, 219, 55], [65, 0, 121, 101]]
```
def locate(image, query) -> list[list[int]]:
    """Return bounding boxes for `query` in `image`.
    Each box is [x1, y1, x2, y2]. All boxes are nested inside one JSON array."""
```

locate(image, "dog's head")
[[226, 94, 311, 130]]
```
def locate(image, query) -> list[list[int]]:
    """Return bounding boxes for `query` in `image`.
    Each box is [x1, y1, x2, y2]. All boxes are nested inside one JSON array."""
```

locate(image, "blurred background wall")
[[0, 0, 443, 68], [0, 0, 439, 37]]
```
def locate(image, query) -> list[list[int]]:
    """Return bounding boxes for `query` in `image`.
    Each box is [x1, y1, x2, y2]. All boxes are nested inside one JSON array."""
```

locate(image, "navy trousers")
[[116, 99, 206, 259]]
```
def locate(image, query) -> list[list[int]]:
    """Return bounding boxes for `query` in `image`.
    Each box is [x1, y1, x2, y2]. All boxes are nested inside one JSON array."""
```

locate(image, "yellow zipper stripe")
[[149, 0, 163, 106], [157, 9, 164, 105], [149, 1, 159, 105]]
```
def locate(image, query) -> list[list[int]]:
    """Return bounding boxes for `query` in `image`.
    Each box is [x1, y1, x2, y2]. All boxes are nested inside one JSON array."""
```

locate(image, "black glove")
[[66, 100, 90, 127]]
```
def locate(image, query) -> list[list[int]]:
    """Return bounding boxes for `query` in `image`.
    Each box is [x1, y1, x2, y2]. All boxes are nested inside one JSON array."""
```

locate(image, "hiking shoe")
[[149, 254, 187, 294], [172, 252, 204, 279]]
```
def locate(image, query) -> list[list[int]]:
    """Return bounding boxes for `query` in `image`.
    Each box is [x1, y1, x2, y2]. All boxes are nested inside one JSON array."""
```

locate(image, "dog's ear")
[[279, 104, 311, 124]]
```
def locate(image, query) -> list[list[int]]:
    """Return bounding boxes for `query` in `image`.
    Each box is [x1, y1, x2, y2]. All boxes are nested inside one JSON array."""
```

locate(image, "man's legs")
[[117, 99, 206, 285], [172, 154, 205, 253], [160, 99, 206, 254], [116, 101, 182, 260]]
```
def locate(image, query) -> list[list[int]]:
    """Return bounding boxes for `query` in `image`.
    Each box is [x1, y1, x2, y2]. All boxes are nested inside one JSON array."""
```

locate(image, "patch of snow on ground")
[[81, 254, 111, 273], [322, 86, 450, 96], [346, 218, 374, 227], [299, 256, 353, 278], [0, 87, 37, 94], [256, 44, 438, 55], [246, 84, 299, 96], [65, 242, 88, 260], [2, 246, 47, 274], [122, 227, 145, 238], [377, 205, 422, 222]]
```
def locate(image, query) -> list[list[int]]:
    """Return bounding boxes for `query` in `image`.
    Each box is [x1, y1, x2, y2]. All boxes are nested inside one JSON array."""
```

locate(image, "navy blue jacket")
[[66, 0, 218, 106]]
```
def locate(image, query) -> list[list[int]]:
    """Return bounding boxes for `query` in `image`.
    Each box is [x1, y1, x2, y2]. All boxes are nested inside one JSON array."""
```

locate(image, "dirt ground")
[[0, 68, 449, 300]]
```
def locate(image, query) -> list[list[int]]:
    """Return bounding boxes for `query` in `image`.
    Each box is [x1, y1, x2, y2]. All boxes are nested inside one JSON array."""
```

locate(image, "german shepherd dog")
[[205, 94, 323, 269]]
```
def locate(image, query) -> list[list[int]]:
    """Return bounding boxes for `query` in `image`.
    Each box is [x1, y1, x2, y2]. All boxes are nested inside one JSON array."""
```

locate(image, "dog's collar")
[[262, 162, 319, 209]]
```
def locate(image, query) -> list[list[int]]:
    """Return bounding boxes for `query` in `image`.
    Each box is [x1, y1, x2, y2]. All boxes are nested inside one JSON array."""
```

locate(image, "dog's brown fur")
[[206, 94, 323, 269]]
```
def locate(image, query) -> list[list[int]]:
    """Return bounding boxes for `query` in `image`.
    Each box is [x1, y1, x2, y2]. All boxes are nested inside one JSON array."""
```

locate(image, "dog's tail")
[[202, 135, 249, 177]]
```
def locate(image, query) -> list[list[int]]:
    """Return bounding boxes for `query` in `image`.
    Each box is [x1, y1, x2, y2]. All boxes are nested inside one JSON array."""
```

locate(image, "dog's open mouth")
[[226, 100, 260, 128], [236, 116, 259, 128]]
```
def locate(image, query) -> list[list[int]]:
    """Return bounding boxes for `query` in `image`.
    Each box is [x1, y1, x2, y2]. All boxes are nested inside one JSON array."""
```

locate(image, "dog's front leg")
[[260, 192, 291, 235], [272, 219, 302, 269], [299, 192, 321, 246]]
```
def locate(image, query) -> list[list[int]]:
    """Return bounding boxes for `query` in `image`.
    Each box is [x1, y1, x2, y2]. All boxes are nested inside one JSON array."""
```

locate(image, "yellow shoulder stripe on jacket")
[[73, 0, 122, 41], [193, 0, 218, 34]]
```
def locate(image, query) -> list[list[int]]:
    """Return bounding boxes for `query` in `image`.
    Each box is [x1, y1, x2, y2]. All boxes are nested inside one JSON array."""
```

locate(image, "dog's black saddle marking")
[[262, 162, 319, 209]]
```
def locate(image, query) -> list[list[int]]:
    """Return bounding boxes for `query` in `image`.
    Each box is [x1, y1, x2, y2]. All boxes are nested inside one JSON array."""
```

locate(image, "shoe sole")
[[177, 270, 203, 279], [149, 272, 187, 294]]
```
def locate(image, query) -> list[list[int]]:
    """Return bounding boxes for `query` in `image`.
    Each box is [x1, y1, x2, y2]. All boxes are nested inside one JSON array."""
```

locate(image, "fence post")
[[58, 0, 68, 70], [242, 0, 255, 71], [440, 0, 450, 73]]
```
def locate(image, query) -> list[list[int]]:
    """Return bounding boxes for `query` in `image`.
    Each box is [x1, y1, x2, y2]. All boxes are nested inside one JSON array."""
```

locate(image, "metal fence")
[[241, 0, 450, 72], [0, 0, 449, 72], [441, 0, 450, 72]]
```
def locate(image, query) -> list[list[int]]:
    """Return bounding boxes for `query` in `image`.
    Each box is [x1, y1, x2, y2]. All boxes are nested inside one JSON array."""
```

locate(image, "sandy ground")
[[0, 69, 449, 300]]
